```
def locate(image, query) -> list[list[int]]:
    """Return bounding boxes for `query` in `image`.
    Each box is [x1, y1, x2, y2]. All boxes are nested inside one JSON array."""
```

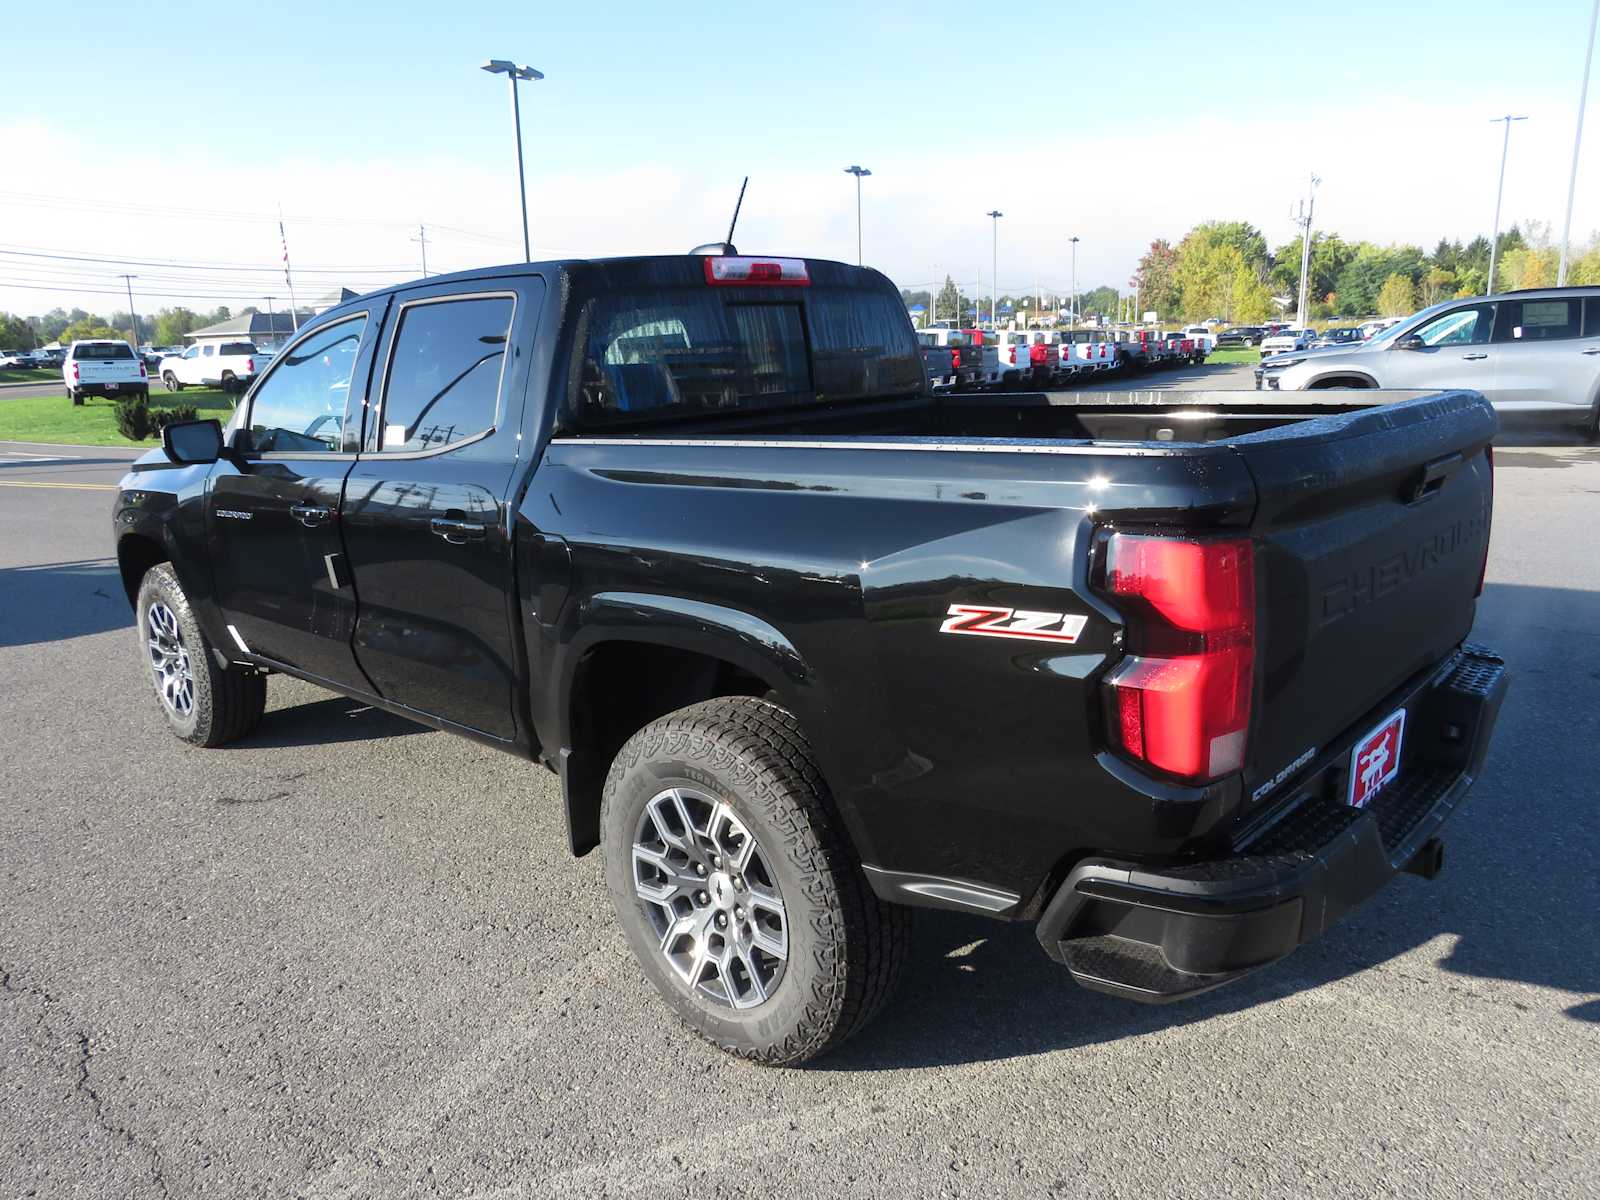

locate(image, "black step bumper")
[[1036, 643, 1507, 1002]]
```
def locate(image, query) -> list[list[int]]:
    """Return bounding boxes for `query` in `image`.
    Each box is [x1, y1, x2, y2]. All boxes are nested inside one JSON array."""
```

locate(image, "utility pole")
[[118, 274, 139, 347], [1487, 115, 1528, 295], [412, 224, 430, 277], [843, 166, 871, 265], [931, 262, 940, 325], [1293, 174, 1320, 330], [986, 211, 1003, 328], [1560, 0, 1600, 284]]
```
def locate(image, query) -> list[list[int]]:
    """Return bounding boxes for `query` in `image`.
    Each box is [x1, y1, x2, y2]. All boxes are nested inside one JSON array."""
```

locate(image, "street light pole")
[[843, 166, 871, 265], [1560, 0, 1600, 284], [481, 59, 545, 262], [264, 296, 276, 348], [986, 211, 1003, 327], [1069, 235, 1080, 327], [118, 274, 139, 347], [1487, 114, 1528, 295], [1295, 173, 1320, 330]]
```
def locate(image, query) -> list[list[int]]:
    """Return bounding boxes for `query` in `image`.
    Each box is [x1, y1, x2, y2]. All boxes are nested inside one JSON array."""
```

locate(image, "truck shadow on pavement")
[[822, 581, 1600, 1070], [0, 557, 129, 648], [234, 697, 427, 748]]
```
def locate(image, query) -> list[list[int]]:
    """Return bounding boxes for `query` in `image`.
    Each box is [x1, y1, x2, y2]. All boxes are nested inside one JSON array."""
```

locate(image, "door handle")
[[431, 517, 487, 544], [290, 503, 332, 528], [1582, 347, 1600, 355], [1461, 353, 1489, 361]]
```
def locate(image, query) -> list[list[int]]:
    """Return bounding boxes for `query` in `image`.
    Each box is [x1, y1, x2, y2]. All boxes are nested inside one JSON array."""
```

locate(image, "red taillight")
[[1102, 534, 1255, 782], [950, 348, 963, 369], [1008, 346, 1017, 364], [1030, 344, 1049, 365], [139, 361, 147, 378], [703, 256, 810, 286], [1477, 446, 1494, 596], [245, 357, 255, 373], [72, 363, 79, 381]]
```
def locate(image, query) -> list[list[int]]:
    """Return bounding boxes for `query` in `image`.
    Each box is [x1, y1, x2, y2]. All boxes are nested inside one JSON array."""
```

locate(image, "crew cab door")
[[1489, 294, 1596, 416], [205, 307, 383, 686], [338, 279, 544, 741], [1383, 301, 1499, 396]]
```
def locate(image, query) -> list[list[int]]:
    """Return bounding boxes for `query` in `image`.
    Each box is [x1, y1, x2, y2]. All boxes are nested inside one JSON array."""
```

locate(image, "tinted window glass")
[[74, 343, 133, 360], [220, 341, 257, 356], [1412, 305, 1494, 347], [379, 296, 513, 452], [1499, 299, 1579, 342], [245, 315, 366, 453], [575, 285, 920, 426]]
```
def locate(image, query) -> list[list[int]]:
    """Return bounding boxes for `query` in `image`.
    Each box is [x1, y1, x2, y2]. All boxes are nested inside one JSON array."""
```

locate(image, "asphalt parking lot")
[[1, 412, 1597, 1198]]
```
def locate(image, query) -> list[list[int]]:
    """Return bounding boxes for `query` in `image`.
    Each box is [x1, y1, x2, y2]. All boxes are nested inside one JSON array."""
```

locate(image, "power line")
[[0, 246, 415, 275]]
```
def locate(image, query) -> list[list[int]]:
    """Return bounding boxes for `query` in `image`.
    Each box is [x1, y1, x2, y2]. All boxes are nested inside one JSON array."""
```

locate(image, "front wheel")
[[602, 697, 909, 1065], [163, 372, 182, 392], [135, 563, 266, 746]]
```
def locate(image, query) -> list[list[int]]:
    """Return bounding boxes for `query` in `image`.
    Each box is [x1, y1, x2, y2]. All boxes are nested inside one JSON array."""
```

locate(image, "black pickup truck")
[[112, 253, 1506, 1065]]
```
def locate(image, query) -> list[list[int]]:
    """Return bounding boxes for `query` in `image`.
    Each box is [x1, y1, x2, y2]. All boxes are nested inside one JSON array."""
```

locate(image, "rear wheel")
[[1584, 399, 1600, 442], [69, 389, 82, 406], [602, 697, 909, 1065], [135, 563, 266, 747], [220, 371, 237, 393]]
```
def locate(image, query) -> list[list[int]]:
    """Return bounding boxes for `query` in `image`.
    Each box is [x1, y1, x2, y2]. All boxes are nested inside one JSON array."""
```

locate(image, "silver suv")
[[1257, 286, 1600, 437]]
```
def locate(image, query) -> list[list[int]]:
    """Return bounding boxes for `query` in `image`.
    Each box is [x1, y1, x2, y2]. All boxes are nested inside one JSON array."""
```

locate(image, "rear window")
[[74, 343, 133, 360], [220, 341, 257, 356], [574, 285, 921, 425]]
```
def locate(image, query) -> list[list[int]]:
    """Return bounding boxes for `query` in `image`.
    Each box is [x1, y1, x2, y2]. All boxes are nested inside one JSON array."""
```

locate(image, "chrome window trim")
[[369, 290, 518, 459]]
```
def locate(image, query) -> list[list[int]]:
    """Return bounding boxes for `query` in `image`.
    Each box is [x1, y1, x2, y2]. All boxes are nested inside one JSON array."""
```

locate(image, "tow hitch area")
[[1036, 644, 1505, 1002]]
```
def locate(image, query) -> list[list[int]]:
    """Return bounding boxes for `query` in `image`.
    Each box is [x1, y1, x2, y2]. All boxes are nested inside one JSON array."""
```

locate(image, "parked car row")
[[917, 325, 1208, 391], [1, 347, 66, 370]]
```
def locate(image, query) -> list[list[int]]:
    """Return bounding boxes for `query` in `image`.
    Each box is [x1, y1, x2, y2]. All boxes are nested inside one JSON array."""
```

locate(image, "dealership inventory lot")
[[0, 436, 1596, 1198]]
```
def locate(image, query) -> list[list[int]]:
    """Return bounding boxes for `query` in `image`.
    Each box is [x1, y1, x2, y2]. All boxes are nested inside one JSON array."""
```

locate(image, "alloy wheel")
[[631, 786, 788, 1009], [146, 601, 194, 718]]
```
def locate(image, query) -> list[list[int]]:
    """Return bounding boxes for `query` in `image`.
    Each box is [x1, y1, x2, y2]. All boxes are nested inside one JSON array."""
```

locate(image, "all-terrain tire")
[[135, 563, 266, 747], [601, 697, 910, 1066]]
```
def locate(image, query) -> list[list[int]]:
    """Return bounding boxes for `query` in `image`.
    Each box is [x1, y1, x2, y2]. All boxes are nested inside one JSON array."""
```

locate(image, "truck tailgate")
[[1231, 390, 1496, 803]]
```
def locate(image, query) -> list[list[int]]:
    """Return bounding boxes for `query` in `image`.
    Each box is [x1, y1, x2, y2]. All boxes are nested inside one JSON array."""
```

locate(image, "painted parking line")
[[0, 480, 117, 491], [0, 451, 80, 461]]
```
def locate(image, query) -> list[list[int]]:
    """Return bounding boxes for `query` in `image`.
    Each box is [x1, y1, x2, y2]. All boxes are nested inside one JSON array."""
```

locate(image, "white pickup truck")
[[63, 340, 148, 405], [158, 340, 264, 393]]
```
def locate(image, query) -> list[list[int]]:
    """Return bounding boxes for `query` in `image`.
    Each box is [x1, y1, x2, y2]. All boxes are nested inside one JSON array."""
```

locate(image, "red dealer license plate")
[[1348, 709, 1406, 809]]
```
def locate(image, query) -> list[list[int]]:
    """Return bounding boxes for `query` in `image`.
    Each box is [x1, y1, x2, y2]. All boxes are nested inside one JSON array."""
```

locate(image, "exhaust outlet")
[[1403, 838, 1446, 881]]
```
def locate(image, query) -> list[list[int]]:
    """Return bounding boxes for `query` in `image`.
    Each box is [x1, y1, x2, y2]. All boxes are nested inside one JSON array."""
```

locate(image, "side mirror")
[[162, 418, 225, 465], [1395, 334, 1426, 351]]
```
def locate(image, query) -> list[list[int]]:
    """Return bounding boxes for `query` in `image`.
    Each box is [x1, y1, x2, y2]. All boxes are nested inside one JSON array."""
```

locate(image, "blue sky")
[[3, 0, 1598, 314]]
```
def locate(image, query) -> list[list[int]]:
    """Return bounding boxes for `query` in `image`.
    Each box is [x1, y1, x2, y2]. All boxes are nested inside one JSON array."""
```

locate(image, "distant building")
[[184, 311, 304, 351], [308, 287, 362, 314]]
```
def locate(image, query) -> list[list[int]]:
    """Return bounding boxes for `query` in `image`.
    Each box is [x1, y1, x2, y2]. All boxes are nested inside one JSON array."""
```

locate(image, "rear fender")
[[552, 593, 819, 856]]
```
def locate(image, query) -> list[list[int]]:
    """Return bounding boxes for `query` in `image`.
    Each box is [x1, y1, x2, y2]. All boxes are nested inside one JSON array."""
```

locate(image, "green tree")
[[1183, 220, 1269, 277], [1176, 243, 1273, 322], [60, 318, 120, 341], [1421, 267, 1456, 306], [0, 312, 37, 348], [1377, 273, 1416, 317], [1076, 285, 1119, 320], [1132, 239, 1179, 320]]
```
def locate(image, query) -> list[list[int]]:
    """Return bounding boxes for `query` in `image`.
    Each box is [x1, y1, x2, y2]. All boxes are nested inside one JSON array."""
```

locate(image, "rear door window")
[[74, 343, 134, 360], [1496, 298, 1580, 342], [377, 294, 515, 452]]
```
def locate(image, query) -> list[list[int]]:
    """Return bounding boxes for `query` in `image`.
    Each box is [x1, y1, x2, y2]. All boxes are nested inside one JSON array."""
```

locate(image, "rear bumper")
[[73, 382, 147, 397], [1036, 643, 1506, 1001]]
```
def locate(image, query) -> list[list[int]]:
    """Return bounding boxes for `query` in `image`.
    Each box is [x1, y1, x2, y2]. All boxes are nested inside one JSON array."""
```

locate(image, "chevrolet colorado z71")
[[113, 253, 1506, 1065]]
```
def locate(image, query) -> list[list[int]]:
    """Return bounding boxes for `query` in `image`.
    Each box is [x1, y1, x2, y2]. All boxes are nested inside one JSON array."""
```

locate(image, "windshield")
[[1364, 300, 1454, 348]]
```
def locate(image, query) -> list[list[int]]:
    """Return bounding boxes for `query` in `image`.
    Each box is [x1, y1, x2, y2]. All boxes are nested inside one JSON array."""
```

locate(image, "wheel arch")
[[554, 593, 815, 857], [116, 530, 169, 607], [1305, 371, 1379, 389]]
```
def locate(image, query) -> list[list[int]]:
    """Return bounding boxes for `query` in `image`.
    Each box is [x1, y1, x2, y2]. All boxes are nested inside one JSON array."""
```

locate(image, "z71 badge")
[[939, 604, 1088, 643]]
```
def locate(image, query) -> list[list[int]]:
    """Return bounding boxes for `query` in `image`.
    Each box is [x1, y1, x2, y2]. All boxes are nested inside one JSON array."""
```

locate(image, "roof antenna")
[[725, 176, 748, 250], [691, 176, 748, 256]]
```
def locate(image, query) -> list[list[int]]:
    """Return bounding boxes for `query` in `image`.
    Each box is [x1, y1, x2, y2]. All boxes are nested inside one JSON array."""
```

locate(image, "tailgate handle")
[[1406, 452, 1464, 504]]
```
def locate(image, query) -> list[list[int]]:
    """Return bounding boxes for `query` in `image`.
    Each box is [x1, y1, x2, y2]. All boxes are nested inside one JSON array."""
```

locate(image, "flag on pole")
[[279, 216, 300, 331]]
